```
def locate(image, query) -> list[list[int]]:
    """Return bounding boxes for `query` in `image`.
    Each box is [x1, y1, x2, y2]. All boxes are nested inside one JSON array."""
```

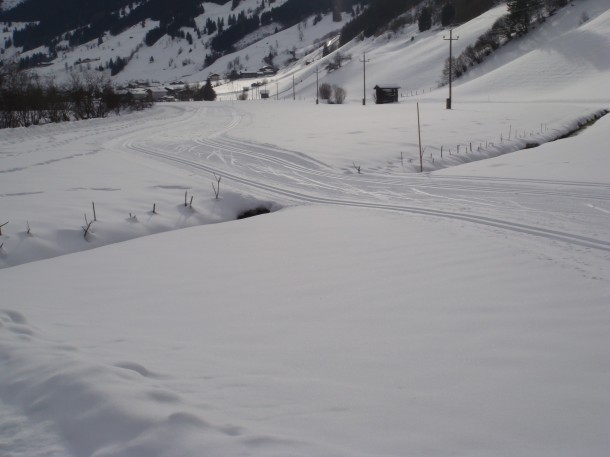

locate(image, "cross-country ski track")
[[111, 104, 610, 254]]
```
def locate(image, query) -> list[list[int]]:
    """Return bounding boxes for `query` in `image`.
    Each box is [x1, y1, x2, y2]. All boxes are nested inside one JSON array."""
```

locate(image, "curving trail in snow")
[[112, 102, 610, 254]]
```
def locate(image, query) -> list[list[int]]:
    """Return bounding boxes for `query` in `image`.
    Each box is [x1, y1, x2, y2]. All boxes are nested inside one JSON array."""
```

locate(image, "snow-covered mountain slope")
[[270, 0, 609, 104], [456, 1, 610, 101], [1, 0, 335, 85], [4, 0, 604, 103]]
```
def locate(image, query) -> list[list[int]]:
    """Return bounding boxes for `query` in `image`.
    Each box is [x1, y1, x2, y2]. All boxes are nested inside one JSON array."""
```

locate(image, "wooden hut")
[[374, 85, 400, 104]]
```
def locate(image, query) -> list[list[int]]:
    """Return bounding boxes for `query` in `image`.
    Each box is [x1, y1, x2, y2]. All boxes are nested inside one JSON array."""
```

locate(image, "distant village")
[[119, 65, 278, 102]]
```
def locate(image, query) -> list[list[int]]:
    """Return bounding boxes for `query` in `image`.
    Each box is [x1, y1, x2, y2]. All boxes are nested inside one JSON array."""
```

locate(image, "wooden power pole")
[[417, 102, 423, 173], [315, 67, 320, 104], [359, 52, 370, 105], [443, 29, 459, 109]]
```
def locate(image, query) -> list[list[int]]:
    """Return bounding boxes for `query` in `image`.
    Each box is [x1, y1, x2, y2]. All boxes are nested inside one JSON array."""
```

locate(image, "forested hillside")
[[0, 0, 521, 86], [1, 0, 222, 52]]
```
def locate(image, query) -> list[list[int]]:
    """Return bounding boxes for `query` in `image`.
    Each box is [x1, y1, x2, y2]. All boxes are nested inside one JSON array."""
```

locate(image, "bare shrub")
[[319, 83, 332, 100], [333, 86, 346, 104]]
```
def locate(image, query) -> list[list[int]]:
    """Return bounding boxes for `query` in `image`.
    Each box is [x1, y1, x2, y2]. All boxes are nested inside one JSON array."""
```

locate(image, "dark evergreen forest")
[[340, 0, 499, 45], [1, 0, 504, 72], [1, 0, 222, 51]]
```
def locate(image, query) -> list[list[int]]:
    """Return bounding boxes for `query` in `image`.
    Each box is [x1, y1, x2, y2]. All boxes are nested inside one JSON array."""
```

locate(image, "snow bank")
[[1, 203, 609, 456], [435, 111, 610, 182]]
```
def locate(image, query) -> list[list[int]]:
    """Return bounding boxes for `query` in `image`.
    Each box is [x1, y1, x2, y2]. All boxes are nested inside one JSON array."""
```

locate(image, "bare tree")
[[0, 66, 150, 130]]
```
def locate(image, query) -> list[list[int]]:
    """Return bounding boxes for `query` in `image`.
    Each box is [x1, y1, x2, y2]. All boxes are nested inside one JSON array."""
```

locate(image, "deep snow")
[[1, 0, 609, 456]]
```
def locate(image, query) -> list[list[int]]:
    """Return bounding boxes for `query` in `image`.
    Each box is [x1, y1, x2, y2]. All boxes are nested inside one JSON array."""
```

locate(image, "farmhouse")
[[128, 88, 150, 100], [259, 65, 277, 75], [148, 88, 170, 101]]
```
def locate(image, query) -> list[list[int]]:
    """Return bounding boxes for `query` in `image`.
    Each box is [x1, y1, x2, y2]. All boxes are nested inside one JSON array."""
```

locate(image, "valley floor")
[[1, 100, 609, 456]]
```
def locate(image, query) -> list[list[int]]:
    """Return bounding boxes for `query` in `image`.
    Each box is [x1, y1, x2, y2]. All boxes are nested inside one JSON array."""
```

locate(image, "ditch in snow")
[[237, 206, 271, 219]]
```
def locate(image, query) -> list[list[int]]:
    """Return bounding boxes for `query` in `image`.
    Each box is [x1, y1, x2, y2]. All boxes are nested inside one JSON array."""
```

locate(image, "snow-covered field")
[[1, 1, 610, 456]]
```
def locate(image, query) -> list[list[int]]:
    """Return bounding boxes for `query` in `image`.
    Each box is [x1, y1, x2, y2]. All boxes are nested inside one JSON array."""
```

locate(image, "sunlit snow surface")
[[1, 0, 610, 455], [0, 400, 70, 457]]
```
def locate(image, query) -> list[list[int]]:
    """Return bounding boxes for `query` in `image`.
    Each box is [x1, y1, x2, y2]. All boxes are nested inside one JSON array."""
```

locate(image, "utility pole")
[[417, 102, 423, 172], [315, 67, 320, 104], [359, 52, 370, 105], [443, 29, 459, 109], [292, 74, 295, 101], [276, 81, 279, 100]]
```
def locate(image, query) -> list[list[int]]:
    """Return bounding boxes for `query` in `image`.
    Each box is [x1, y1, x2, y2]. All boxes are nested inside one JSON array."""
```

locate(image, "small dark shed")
[[374, 85, 400, 104]]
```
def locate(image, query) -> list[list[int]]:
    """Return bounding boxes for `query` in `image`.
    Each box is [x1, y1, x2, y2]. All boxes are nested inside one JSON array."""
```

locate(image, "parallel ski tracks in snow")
[[109, 103, 610, 252], [214, 136, 610, 202], [124, 140, 610, 253]]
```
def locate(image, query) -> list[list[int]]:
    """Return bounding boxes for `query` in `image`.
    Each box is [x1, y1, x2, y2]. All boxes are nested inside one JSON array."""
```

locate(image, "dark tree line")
[[211, 11, 260, 53], [451, 0, 497, 24], [340, 0, 504, 45], [270, 0, 361, 29], [17, 51, 51, 70], [131, 0, 205, 45], [144, 26, 167, 47], [206, 0, 361, 57], [0, 67, 151, 129], [7, 0, 363, 70], [208, 0, 362, 57], [439, 0, 570, 86], [340, 0, 421, 45], [110, 0, 204, 37], [5, 0, 131, 51], [108, 57, 128, 76], [2, 0, 218, 51], [506, 0, 567, 35]]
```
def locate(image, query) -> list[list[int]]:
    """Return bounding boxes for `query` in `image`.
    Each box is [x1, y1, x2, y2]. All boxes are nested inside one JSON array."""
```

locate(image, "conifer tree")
[[195, 79, 217, 101], [507, 0, 531, 35], [418, 7, 432, 32], [441, 3, 456, 27]]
